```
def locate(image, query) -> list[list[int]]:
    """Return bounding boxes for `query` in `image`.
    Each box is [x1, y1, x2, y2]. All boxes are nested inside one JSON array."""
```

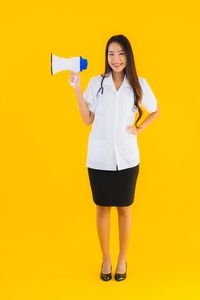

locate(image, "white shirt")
[[83, 73, 158, 171]]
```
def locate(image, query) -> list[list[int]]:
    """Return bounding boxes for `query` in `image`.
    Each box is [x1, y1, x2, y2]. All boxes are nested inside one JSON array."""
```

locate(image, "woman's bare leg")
[[96, 205, 112, 273], [116, 205, 132, 273]]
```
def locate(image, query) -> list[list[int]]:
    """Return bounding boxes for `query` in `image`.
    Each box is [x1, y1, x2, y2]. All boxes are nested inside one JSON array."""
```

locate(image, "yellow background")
[[0, 0, 200, 299]]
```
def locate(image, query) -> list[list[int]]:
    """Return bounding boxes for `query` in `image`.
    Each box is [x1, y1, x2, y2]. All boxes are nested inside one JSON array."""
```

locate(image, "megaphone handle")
[[73, 74, 78, 84], [70, 73, 78, 87]]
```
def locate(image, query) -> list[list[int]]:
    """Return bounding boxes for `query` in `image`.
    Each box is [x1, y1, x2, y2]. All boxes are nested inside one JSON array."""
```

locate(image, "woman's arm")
[[126, 107, 160, 135], [69, 72, 94, 126], [137, 107, 160, 134], [74, 86, 94, 126]]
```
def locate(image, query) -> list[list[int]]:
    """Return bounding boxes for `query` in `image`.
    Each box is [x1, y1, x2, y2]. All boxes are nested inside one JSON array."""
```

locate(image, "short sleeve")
[[140, 78, 158, 113], [82, 78, 96, 113]]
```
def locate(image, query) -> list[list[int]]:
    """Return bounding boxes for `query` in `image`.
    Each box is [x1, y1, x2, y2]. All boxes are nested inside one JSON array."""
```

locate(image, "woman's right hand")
[[68, 71, 80, 89]]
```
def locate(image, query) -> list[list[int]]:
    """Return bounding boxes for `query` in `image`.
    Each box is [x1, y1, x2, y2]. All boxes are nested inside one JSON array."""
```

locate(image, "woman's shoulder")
[[89, 74, 105, 85], [138, 76, 147, 85]]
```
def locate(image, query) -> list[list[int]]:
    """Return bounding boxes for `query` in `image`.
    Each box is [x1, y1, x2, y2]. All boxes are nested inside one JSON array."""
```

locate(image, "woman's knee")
[[96, 205, 111, 216], [117, 206, 131, 216]]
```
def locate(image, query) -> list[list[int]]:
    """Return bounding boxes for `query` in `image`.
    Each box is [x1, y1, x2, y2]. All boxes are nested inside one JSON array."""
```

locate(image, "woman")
[[69, 34, 160, 281]]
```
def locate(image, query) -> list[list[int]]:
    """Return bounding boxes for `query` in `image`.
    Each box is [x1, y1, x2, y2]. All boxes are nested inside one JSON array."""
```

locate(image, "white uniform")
[[83, 73, 158, 171]]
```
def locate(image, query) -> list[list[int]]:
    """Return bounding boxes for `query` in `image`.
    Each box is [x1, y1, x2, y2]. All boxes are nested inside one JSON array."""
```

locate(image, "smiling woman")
[[69, 34, 160, 281], [108, 45, 127, 76]]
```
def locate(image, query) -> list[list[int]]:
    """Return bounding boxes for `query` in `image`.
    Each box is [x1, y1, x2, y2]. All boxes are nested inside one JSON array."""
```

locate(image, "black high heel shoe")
[[114, 262, 127, 281], [100, 262, 112, 281]]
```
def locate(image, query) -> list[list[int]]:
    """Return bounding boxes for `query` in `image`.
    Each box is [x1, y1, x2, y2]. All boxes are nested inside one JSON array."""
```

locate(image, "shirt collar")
[[102, 72, 131, 91]]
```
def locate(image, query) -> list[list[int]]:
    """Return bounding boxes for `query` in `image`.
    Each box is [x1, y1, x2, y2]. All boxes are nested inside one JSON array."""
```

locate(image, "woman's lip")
[[113, 64, 122, 67]]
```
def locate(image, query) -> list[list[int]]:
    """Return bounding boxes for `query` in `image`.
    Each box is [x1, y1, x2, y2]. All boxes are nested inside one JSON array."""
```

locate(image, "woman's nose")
[[113, 56, 122, 61], [113, 58, 121, 62]]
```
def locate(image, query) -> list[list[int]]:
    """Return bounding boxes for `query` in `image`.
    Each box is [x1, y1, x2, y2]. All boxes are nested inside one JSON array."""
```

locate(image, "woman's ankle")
[[117, 255, 126, 263], [102, 255, 111, 263]]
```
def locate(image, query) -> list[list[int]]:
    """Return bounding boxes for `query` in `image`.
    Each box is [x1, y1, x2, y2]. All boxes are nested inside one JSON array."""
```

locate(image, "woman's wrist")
[[137, 126, 143, 134], [73, 85, 82, 94]]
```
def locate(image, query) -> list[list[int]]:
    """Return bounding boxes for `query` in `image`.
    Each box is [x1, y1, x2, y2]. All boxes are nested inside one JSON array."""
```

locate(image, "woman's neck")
[[112, 71, 125, 82]]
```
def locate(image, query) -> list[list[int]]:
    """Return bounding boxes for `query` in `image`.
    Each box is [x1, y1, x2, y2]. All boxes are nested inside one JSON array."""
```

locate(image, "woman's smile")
[[113, 64, 122, 67]]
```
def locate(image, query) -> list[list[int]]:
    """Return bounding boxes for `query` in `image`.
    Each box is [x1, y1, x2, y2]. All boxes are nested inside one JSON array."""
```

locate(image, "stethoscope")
[[96, 74, 106, 96], [96, 74, 138, 112]]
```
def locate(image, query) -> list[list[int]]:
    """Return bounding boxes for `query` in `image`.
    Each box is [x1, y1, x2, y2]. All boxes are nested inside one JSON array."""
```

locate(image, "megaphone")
[[51, 54, 88, 75]]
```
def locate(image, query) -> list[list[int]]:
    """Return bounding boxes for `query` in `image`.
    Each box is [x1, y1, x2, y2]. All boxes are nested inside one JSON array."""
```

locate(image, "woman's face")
[[107, 42, 127, 73]]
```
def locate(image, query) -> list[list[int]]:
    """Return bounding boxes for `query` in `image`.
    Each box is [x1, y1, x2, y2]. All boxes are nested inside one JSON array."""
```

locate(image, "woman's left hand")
[[126, 125, 141, 135]]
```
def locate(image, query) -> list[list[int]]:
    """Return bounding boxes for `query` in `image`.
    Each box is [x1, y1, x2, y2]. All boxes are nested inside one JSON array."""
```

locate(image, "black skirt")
[[87, 164, 140, 207]]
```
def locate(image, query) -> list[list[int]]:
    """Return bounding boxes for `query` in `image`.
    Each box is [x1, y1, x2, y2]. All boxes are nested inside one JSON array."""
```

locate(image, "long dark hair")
[[99, 34, 143, 128]]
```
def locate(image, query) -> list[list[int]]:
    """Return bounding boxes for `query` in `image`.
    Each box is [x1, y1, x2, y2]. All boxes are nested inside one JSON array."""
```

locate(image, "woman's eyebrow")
[[108, 50, 124, 53]]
